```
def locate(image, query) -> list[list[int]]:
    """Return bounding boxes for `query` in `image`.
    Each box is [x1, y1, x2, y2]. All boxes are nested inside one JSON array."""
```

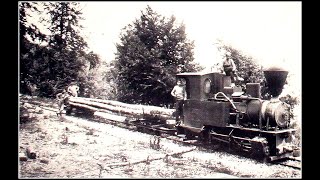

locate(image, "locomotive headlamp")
[[203, 78, 212, 94]]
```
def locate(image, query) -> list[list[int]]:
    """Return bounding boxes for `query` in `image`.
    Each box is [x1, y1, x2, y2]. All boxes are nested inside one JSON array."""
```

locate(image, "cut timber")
[[94, 111, 127, 122], [68, 97, 174, 120], [106, 147, 196, 168], [68, 102, 139, 119], [69, 102, 107, 112], [80, 97, 174, 114], [82, 98, 149, 110], [69, 97, 143, 114]]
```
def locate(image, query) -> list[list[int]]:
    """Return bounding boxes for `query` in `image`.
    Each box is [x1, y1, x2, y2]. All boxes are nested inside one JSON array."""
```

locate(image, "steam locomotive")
[[174, 67, 297, 161]]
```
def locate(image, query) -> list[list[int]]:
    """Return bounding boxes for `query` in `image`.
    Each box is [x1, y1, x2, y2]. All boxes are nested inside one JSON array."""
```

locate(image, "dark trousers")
[[224, 68, 237, 83], [175, 100, 184, 122]]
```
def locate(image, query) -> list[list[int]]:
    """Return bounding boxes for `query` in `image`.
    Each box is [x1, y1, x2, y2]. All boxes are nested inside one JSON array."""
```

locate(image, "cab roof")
[[177, 71, 221, 76]]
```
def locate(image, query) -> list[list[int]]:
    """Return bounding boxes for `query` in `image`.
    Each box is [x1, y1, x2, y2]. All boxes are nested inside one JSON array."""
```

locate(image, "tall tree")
[[19, 2, 101, 98], [115, 6, 202, 106], [19, 2, 47, 95], [46, 2, 87, 53], [38, 2, 91, 97], [19, 2, 46, 53]]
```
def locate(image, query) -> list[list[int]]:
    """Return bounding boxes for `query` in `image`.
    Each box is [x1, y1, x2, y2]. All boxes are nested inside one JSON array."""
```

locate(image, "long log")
[[106, 147, 196, 168], [69, 101, 144, 119], [83, 97, 174, 114], [68, 101, 137, 117], [68, 102, 116, 115], [68, 97, 174, 120], [70, 97, 174, 116], [94, 111, 128, 123], [81, 97, 148, 110], [69, 98, 144, 115]]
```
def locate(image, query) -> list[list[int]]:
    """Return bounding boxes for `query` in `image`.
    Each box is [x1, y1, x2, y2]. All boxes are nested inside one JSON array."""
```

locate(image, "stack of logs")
[[67, 97, 175, 121]]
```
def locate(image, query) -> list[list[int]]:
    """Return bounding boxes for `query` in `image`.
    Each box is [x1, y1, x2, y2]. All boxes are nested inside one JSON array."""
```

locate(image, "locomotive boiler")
[[175, 67, 297, 161]]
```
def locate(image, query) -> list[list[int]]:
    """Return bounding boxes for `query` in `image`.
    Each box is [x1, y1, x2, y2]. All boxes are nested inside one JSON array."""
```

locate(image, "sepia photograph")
[[19, 1, 302, 178]]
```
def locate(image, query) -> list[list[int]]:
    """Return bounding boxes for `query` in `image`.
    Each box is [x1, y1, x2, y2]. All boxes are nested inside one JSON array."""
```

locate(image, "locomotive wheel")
[[185, 130, 195, 140], [250, 137, 270, 162], [208, 130, 219, 147], [199, 129, 210, 143], [137, 126, 144, 133], [175, 126, 184, 135]]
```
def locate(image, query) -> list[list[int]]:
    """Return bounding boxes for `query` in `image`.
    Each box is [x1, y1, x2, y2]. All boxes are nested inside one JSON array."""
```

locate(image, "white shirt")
[[171, 85, 187, 100], [68, 85, 79, 97]]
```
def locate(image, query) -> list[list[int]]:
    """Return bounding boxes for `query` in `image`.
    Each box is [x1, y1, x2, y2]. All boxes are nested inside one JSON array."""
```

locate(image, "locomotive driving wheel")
[[250, 136, 270, 162], [199, 128, 210, 143], [185, 129, 195, 140]]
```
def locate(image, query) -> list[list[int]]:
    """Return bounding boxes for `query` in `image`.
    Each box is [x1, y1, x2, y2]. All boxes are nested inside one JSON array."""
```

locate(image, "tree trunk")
[[68, 97, 174, 120]]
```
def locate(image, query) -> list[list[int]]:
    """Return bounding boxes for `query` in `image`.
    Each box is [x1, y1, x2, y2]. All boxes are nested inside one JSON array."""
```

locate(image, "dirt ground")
[[18, 95, 302, 178]]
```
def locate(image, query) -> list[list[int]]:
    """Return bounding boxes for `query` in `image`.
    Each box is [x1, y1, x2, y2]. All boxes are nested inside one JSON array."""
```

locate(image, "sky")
[[26, 1, 301, 92], [79, 1, 301, 74]]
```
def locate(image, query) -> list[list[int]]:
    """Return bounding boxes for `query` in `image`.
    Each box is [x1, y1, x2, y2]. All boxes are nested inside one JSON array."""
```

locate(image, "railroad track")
[[72, 112, 303, 171], [22, 99, 222, 150], [21, 99, 302, 170], [272, 158, 301, 170]]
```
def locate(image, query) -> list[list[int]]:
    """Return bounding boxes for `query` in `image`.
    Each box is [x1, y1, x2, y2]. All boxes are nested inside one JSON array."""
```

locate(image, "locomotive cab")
[[176, 72, 243, 100], [176, 71, 246, 131]]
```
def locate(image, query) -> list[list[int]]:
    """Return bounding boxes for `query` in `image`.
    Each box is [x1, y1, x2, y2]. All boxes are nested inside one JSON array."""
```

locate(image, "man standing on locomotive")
[[171, 78, 187, 125]]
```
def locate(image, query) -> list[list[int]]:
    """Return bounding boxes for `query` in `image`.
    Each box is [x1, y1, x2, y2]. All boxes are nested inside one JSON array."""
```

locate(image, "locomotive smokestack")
[[263, 66, 288, 97]]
